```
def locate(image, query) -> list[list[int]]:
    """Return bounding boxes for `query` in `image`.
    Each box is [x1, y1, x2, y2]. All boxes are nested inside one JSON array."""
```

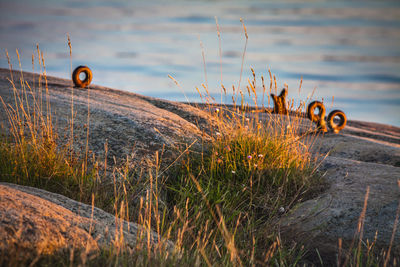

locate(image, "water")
[[1, 0, 399, 126]]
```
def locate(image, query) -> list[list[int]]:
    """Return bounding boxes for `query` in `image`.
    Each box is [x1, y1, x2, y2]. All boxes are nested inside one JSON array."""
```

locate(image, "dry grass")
[[0, 48, 96, 203]]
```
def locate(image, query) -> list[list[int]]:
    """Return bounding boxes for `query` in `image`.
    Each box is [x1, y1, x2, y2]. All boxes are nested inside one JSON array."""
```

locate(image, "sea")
[[1, 0, 399, 126]]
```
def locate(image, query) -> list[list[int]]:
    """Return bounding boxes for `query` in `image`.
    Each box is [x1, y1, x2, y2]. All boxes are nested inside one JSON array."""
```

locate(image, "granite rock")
[[0, 182, 173, 262]]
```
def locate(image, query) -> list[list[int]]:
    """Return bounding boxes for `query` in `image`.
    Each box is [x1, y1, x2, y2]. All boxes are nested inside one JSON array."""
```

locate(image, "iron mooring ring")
[[307, 101, 327, 132], [72, 66, 92, 88], [327, 110, 347, 134]]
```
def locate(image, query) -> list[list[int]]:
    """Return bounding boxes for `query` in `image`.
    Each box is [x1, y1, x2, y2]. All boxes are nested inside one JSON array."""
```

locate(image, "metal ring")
[[307, 101, 327, 132], [72, 66, 92, 88], [307, 101, 325, 122], [327, 110, 347, 133]]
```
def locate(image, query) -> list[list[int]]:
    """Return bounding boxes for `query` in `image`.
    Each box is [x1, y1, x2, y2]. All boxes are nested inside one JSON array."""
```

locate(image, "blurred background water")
[[1, 0, 399, 126]]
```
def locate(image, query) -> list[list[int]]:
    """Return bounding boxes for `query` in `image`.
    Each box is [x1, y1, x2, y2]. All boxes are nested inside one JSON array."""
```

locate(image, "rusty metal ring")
[[327, 110, 347, 133], [72, 66, 92, 88], [307, 101, 327, 132], [307, 101, 325, 122]]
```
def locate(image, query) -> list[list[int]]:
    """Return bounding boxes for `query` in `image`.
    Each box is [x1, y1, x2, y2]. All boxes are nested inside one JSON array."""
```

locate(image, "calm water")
[[1, 0, 399, 126]]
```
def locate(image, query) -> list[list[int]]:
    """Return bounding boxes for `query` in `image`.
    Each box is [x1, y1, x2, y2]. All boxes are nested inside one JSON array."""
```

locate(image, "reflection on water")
[[0, 0, 399, 126]]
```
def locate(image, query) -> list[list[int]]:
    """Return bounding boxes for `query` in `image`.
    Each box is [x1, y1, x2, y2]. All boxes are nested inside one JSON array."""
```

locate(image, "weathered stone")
[[0, 184, 98, 260], [280, 146, 400, 263], [0, 183, 173, 262], [0, 68, 212, 169]]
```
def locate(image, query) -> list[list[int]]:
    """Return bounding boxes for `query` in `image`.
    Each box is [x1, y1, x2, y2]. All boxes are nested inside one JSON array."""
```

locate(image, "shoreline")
[[1, 67, 399, 166]]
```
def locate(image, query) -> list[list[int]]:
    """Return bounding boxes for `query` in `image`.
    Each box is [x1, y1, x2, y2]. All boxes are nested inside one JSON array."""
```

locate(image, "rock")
[[0, 68, 212, 169], [0, 184, 98, 260], [312, 120, 400, 167], [279, 154, 400, 263], [0, 183, 173, 262]]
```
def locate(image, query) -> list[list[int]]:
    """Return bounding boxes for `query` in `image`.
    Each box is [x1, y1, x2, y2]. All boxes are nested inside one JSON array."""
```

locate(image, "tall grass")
[[160, 68, 325, 266]]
